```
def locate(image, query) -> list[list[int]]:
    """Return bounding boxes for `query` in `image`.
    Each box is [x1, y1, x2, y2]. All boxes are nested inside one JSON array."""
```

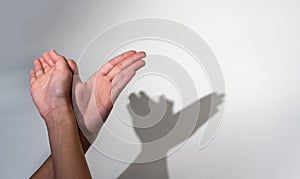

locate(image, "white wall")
[[1, 0, 300, 178]]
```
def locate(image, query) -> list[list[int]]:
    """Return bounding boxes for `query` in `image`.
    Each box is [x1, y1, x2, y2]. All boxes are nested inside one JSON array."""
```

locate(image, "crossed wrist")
[[43, 101, 75, 129]]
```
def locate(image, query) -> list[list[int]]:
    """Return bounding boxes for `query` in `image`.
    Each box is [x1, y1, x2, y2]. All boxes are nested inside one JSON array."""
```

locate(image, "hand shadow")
[[118, 91, 224, 179]]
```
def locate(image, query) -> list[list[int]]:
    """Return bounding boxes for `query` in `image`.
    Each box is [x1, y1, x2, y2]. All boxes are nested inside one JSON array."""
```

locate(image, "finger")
[[129, 93, 139, 103], [126, 59, 145, 73], [67, 59, 78, 74], [67, 59, 82, 84], [111, 60, 145, 86], [111, 71, 136, 102], [34, 59, 44, 77], [43, 51, 55, 66], [39, 57, 51, 72], [49, 49, 66, 62], [29, 69, 36, 85], [139, 91, 149, 100], [100, 50, 137, 75], [107, 52, 146, 80]]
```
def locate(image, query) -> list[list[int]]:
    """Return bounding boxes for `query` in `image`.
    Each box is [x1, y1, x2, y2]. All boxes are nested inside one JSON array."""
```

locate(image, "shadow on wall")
[[118, 91, 224, 179]]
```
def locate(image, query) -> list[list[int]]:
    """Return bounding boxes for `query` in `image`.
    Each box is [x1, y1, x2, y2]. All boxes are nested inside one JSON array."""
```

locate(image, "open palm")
[[70, 51, 146, 142]]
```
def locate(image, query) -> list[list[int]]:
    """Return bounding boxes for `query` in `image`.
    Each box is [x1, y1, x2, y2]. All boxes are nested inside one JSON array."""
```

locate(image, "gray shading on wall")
[[118, 91, 224, 179]]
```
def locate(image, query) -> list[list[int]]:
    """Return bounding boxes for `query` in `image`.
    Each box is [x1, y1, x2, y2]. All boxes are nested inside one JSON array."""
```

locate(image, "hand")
[[29, 49, 73, 123], [70, 50, 146, 142], [39, 50, 146, 142], [29, 49, 92, 179]]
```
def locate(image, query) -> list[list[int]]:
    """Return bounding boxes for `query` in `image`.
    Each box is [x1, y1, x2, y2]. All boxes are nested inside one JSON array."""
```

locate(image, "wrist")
[[44, 102, 75, 130]]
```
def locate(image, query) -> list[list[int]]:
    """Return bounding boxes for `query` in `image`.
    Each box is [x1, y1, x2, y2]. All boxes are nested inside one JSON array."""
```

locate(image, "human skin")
[[70, 50, 146, 142], [30, 50, 146, 178], [29, 51, 91, 178]]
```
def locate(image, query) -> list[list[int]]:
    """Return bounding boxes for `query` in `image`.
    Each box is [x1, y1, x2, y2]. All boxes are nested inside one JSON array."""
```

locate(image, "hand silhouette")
[[128, 91, 223, 148], [119, 91, 224, 179]]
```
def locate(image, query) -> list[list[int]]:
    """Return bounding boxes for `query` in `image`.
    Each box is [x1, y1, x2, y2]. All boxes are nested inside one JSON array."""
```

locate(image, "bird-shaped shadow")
[[118, 91, 224, 179]]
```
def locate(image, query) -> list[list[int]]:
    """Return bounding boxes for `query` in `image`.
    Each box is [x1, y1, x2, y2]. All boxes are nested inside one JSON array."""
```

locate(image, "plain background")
[[1, 0, 300, 178]]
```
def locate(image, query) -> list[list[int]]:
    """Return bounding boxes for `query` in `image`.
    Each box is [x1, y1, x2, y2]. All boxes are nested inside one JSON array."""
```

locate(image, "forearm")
[[45, 104, 91, 179], [31, 124, 91, 179], [31, 156, 54, 179]]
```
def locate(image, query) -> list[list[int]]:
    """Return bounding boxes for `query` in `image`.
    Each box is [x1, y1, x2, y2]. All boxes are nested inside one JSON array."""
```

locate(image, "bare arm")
[[45, 104, 91, 179], [31, 127, 91, 179], [30, 49, 146, 178], [29, 49, 92, 179]]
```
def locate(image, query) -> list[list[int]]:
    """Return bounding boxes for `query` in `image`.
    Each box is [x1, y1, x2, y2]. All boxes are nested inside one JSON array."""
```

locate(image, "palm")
[[36, 50, 146, 142], [71, 51, 146, 142], [72, 71, 113, 140], [30, 51, 72, 120]]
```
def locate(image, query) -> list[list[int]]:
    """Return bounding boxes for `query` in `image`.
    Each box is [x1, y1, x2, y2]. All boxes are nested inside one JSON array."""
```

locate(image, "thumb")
[[67, 59, 82, 83]]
